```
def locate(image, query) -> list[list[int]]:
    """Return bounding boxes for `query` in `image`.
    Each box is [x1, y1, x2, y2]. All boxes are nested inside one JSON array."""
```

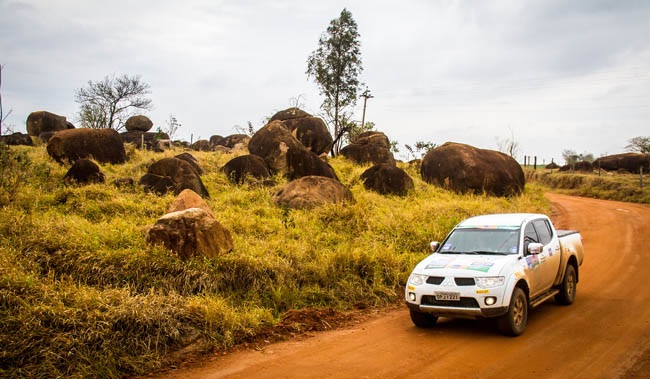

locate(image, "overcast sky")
[[1, 0, 649, 163]]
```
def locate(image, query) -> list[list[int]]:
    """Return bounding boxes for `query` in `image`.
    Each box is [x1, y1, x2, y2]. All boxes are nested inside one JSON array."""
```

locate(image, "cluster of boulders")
[[4, 106, 538, 262], [0, 132, 33, 146], [341, 131, 395, 166]]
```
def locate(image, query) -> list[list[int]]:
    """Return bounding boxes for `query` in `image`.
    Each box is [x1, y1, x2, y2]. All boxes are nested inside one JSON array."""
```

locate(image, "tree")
[[562, 149, 594, 165], [75, 74, 153, 131], [626, 136, 650, 154], [345, 120, 374, 144], [163, 114, 181, 140], [0, 64, 13, 136], [405, 140, 437, 160], [307, 8, 363, 156], [495, 127, 520, 160]]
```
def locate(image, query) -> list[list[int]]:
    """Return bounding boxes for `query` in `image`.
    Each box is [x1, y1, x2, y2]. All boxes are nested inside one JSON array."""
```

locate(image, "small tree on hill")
[[163, 114, 181, 140], [626, 136, 650, 154], [75, 74, 153, 131], [496, 127, 520, 160], [307, 8, 363, 156]]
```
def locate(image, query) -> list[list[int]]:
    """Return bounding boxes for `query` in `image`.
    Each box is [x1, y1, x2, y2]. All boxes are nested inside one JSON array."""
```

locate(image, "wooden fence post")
[[534, 156, 537, 170]]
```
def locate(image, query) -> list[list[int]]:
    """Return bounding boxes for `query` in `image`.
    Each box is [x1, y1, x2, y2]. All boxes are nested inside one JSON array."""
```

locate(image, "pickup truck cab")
[[405, 213, 584, 336]]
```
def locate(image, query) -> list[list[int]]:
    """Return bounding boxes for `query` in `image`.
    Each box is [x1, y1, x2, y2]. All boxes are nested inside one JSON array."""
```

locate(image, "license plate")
[[435, 291, 460, 301]]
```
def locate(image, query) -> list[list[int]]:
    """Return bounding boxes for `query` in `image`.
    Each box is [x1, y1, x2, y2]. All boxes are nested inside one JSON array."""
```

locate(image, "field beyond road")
[[159, 193, 650, 379]]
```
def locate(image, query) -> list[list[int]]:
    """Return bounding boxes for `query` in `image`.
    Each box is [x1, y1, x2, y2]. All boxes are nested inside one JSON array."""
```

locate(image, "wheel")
[[555, 264, 577, 305], [498, 287, 528, 336], [409, 309, 438, 328]]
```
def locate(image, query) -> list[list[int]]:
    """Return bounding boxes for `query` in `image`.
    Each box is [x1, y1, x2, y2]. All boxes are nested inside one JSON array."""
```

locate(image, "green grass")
[[0, 143, 549, 378], [525, 168, 650, 204]]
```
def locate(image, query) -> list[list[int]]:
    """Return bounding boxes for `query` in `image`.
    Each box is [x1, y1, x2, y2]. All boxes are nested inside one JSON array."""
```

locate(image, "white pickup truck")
[[405, 213, 584, 336]]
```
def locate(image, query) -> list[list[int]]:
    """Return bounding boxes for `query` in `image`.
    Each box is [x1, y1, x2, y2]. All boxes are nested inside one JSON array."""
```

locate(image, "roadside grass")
[[1, 144, 549, 377], [525, 168, 650, 204]]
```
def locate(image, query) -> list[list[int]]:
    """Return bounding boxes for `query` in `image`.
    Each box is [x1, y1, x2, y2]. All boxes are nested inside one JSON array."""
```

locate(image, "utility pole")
[[360, 89, 373, 129]]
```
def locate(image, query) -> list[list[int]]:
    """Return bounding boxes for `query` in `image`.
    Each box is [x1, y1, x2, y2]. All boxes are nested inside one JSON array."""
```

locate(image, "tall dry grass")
[[0, 143, 549, 377]]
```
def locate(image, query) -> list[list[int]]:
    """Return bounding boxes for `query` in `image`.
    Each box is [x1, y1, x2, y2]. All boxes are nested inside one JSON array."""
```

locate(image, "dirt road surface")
[[162, 194, 650, 378]]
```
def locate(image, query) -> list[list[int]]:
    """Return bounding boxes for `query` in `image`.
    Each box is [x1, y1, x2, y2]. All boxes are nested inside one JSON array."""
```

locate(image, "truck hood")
[[413, 253, 516, 277]]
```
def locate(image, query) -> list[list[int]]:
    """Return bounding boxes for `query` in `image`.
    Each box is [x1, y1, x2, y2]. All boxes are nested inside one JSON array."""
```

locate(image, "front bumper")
[[405, 282, 509, 319]]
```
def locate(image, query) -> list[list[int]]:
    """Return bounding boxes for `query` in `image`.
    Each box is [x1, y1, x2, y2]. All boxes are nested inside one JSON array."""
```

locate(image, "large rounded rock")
[[174, 152, 202, 175], [421, 142, 525, 197], [168, 189, 214, 218], [270, 107, 310, 122], [593, 153, 650, 174], [360, 164, 414, 195], [147, 208, 233, 260], [217, 134, 250, 149], [269, 108, 332, 155], [63, 159, 105, 185], [248, 121, 304, 173], [222, 154, 270, 184], [283, 117, 332, 155], [0, 132, 33, 146], [340, 143, 395, 166], [124, 115, 153, 132], [273, 176, 354, 209], [209, 135, 224, 146], [139, 157, 209, 198], [191, 139, 212, 152], [559, 161, 593, 172], [47, 128, 126, 164], [286, 148, 338, 180], [249, 121, 338, 180], [354, 131, 390, 149], [26, 111, 72, 136]]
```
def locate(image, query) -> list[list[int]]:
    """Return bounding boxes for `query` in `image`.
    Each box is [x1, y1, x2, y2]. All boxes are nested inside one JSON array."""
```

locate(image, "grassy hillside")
[[526, 168, 650, 204], [0, 142, 549, 378]]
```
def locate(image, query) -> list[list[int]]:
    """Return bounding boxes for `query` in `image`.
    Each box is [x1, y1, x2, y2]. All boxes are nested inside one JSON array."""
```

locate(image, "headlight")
[[409, 274, 427, 286], [476, 276, 505, 288]]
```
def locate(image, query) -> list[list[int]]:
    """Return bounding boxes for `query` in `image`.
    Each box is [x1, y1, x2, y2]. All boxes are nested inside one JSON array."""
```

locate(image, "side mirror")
[[430, 241, 440, 252], [528, 242, 543, 255]]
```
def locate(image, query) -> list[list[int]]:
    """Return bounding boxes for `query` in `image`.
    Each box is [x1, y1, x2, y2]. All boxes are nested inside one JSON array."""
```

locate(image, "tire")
[[409, 309, 438, 328], [555, 264, 577, 305], [498, 287, 528, 336]]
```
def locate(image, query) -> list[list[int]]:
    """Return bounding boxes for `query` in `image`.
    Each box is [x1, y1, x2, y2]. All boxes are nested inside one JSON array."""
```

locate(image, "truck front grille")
[[421, 296, 480, 308], [426, 276, 445, 285], [454, 277, 476, 286]]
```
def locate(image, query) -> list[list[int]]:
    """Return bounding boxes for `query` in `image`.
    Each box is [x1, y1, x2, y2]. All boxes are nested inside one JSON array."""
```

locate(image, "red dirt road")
[[163, 194, 650, 378]]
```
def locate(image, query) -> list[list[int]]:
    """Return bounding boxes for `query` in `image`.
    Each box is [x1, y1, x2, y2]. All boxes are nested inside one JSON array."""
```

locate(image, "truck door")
[[523, 222, 545, 296], [533, 219, 561, 290]]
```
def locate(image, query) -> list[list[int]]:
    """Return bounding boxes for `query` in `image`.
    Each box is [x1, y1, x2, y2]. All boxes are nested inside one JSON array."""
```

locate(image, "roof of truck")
[[457, 213, 547, 229]]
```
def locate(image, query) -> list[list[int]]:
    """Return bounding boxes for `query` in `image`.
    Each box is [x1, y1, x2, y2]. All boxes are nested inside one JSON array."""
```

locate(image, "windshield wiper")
[[438, 251, 462, 254], [465, 251, 508, 255]]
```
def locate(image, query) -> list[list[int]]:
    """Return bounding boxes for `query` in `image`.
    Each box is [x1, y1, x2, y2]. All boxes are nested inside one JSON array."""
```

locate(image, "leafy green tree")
[[307, 8, 363, 155], [346, 121, 374, 144], [75, 74, 153, 131], [626, 136, 650, 154]]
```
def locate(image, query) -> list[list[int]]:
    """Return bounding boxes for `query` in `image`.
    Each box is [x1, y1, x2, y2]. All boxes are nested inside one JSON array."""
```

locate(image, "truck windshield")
[[439, 228, 520, 255]]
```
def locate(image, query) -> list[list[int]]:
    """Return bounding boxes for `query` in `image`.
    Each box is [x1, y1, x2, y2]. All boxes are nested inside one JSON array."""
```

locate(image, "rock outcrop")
[[222, 154, 271, 184], [593, 153, 650, 174], [63, 159, 105, 184], [0, 132, 33, 146], [273, 176, 354, 209], [421, 142, 525, 197], [167, 189, 215, 218], [191, 140, 212, 152], [26, 111, 72, 136], [217, 134, 250, 149], [147, 208, 233, 260], [559, 161, 594, 172], [360, 164, 414, 195], [248, 121, 338, 180], [270, 108, 332, 155], [47, 128, 126, 164], [124, 115, 153, 132], [139, 157, 209, 198]]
